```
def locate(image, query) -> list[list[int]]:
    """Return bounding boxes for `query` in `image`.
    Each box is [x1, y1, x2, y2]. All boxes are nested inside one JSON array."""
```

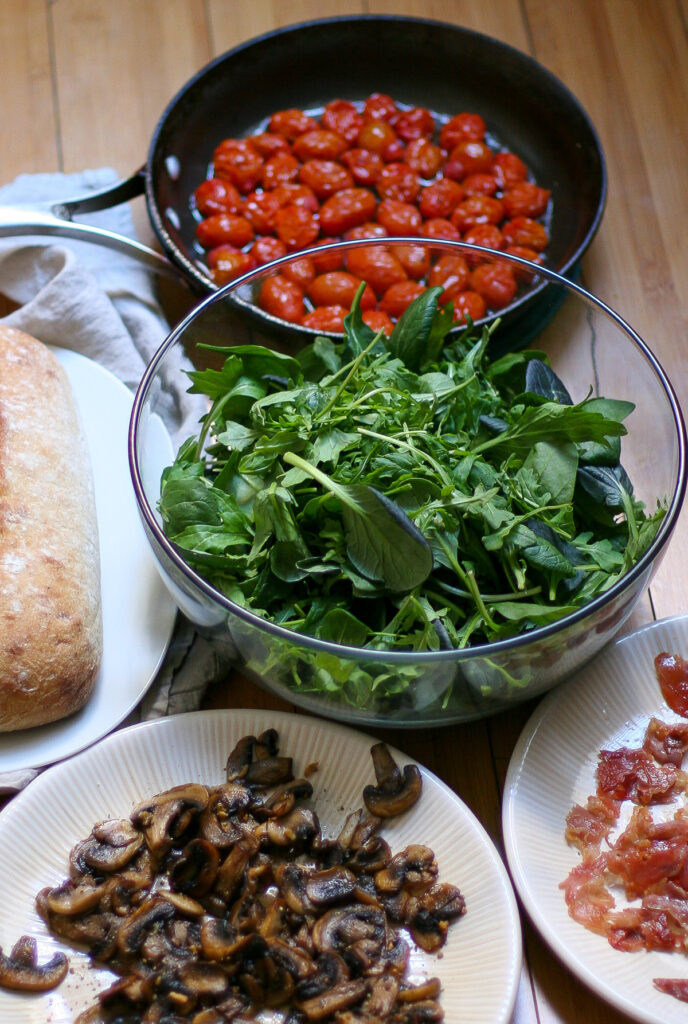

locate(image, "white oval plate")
[[504, 613, 688, 1024], [0, 708, 522, 1023], [0, 348, 176, 772]]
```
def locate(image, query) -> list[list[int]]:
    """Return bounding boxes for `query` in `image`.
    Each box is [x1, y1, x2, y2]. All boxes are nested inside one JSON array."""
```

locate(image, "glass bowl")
[[129, 239, 686, 728]]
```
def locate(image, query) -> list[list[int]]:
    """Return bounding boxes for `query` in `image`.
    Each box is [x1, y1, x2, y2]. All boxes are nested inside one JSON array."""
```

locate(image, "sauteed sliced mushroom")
[[0, 936, 68, 992], [8, 734, 464, 1021]]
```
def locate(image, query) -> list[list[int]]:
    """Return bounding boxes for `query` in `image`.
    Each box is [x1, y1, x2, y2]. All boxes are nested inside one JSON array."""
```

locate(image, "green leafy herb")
[[160, 287, 667, 688]]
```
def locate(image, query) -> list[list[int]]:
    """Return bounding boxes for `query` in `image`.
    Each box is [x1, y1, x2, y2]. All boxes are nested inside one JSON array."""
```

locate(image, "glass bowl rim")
[[128, 237, 687, 664]]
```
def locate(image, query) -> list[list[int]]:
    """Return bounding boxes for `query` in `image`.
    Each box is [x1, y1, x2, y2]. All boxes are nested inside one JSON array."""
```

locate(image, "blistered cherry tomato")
[[261, 152, 300, 190], [405, 137, 444, 178], [377, 198, 422, 235], [453, 289, 487, 323], [258, 275, 305, 322], [493, 151, 529, 189], [451, 195, 504, 232], [503, 245, 543, 282], [301, 305, 348, 332], [428, 254, 470, 302], [213, 139, 263, 193], [357, 120, 399, 158], [502, 216, 549, 251], [391, 106, 435, 142], [346, 245, 408, 296], [268, 108, 318, 141], [391, 243, 431, 280], [419, 179, 464, 219], [340, 148, 383, 187], [196, 212, 254, 249], [272, 183, 320, 212], [299, 159, 353, 199], [282, 256, 316, 287], [206, 243, 239, 267], [249, 131, 291, 157], [380, 280, 427, 317], [377, 163, 420, 203], [251, 236, 288, 265], [243, 191, 281, 234], [470, 261, 518, 308], [319, 188, 377, 235], [362, 308, 395, 335], [292, 129, 348, 161], [193, 178, 243, 216], [461, 173, 498, 197], [275, 203, 319, 250], [344, 222, 389, 240], [322, 99, 364, 144], [420, 218, 461, 242], [211, 250, 256, 286], [462, 224, 504, 262], [444, 140, 495, 180], [502, 181, 551, 219], [439, 112, 486, 149], [307, 271, 376, 310], [310, 239, 345, 273], [363, 92, 398, 122]]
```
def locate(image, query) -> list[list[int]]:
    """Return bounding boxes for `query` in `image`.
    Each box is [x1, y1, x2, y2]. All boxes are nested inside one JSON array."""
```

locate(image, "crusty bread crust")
[[0, 326, 103, 731]]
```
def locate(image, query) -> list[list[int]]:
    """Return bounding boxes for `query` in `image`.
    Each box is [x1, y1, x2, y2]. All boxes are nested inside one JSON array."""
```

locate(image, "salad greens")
[[160, 287, 666, 654]]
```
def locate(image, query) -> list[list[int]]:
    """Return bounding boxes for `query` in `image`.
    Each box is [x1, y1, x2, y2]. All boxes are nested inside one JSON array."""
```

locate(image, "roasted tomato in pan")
[[192, 93, 551, 331]]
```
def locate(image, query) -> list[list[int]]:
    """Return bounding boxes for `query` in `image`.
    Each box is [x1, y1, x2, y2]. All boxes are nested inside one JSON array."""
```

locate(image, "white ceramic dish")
[[0, 348, 176, 773], [504, 613, 688, 1024], [0, 708, 522, 1023]]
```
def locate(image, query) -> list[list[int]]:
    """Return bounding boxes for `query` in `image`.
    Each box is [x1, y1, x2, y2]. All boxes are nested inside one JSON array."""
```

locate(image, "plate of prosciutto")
[[503, 613, 688, 1024]]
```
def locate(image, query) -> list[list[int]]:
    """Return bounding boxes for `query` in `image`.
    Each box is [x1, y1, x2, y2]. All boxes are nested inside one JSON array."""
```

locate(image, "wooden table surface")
[[2, 2, 688, 1022]]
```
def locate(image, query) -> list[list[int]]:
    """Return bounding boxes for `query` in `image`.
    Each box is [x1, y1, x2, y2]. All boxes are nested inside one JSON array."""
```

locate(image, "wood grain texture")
[[3, 2, 688, 1021]]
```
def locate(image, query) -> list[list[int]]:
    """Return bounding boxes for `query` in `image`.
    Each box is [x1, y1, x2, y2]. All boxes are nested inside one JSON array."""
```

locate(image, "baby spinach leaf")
[[388, 286, 444, 371], [524, 358, 573, 404]]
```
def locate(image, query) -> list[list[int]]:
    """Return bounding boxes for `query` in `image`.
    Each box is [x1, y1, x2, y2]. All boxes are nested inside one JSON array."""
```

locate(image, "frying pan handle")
[[49, 167, 147, 218], [0, 168, 188, 283]]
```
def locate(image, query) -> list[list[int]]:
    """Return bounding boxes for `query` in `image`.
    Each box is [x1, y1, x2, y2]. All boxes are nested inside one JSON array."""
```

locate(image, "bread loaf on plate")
[[0, 325, 103, 731]]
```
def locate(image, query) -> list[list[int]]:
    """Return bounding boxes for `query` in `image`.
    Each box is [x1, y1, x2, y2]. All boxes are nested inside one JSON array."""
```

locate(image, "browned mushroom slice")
[[365, 973, 400, 1016], [312, 904, 387, 965], [264, 935, 317, 982], [131, 783, 209, 856], [214, 833, 260, 901], [259, 777, 314, 818], [178, 961, 230, 1000], [374, 845, 438, 895], [296, 977, 368, 1020], [255, 806, 319, 849], [395, 997, 445, 1021], [226, 732, 293, 788], [306, 866, 357, 906], [115, 895, 177, 956], [398, 977, 442, 1002], [43, 877, 114, 917], [169, 838, 220, 897], [273, 861, 317, 916], [408, 883, 466, 953], [363, 743, 422, 819], [0, 935, 68, 992]]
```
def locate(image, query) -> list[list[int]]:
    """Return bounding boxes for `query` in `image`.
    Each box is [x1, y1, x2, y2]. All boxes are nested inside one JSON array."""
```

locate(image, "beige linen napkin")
[[0, 169, 237, 793]]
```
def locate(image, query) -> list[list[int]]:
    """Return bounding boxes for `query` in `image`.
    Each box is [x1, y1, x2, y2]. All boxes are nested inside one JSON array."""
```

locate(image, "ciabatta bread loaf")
[[0, 326, 103, 731]]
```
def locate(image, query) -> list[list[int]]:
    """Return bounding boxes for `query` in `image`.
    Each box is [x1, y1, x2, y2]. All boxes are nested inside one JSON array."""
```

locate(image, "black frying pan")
[[0, 16, 606, 340]]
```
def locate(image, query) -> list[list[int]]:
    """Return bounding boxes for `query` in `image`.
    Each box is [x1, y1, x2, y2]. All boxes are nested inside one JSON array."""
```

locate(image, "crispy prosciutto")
[[655, 651, 688, 717], [561, 653, 688, 1005], [565, 793, 621, 856], [606, 808, 688, 898], [596, 745, 679, 804], [643, 715, 688, 766], [654, 977, 688, 1002]]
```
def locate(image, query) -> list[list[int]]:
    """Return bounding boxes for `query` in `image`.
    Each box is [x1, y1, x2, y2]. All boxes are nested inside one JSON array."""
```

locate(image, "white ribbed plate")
[[0, 709, 521, 1023], [0, 347, 176, 772], [504, 613, 688, 1024]]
